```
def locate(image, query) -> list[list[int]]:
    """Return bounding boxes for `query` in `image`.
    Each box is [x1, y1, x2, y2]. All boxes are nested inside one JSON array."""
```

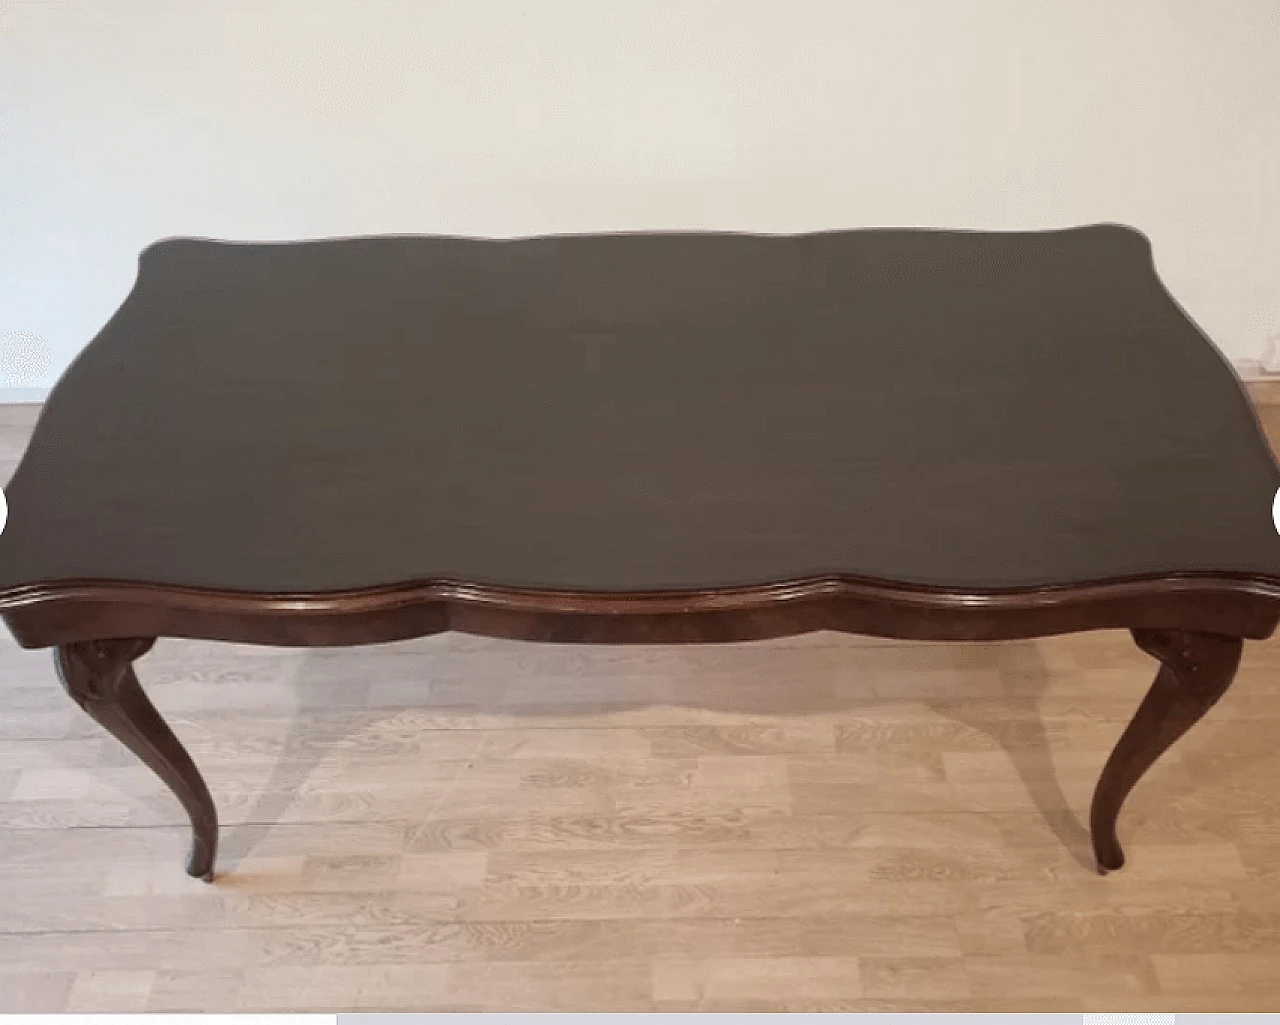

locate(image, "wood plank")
[[3, 399, 1280, 1009]]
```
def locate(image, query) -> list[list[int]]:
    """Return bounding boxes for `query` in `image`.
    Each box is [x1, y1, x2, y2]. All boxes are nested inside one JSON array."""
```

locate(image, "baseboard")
[[0, 387, 49, 404]]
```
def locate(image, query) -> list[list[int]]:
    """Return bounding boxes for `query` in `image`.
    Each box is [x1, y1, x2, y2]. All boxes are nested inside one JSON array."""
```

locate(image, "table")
[[3, 225, 1279, 882]]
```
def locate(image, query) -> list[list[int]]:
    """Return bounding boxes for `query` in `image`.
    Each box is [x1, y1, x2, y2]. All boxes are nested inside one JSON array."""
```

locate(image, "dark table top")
[[3, 224, 1279, 595]]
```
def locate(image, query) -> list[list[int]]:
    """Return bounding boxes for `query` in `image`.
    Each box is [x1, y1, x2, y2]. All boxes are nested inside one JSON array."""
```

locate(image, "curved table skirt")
[[3, 572, 1280, 648]]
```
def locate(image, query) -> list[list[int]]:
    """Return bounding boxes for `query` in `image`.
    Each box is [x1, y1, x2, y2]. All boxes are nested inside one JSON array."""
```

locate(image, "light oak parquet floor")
[[2, 389, 1280, 1011]]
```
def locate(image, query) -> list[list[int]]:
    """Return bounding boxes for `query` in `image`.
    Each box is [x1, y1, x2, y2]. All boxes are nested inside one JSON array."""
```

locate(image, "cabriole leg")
[[1090, 628, 1242, 872], [55, 638, 218, 881]]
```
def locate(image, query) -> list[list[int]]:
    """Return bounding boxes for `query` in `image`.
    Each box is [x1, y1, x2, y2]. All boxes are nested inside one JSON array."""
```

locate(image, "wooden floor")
[[3, 388, 1280, 1011]]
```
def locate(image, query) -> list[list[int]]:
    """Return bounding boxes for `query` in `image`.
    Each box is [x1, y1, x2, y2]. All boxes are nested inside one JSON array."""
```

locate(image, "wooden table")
[[3, 225, 1279, 882]]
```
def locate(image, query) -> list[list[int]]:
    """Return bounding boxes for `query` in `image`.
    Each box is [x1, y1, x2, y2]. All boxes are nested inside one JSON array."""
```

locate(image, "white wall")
[[2, 0, 1278, 399]]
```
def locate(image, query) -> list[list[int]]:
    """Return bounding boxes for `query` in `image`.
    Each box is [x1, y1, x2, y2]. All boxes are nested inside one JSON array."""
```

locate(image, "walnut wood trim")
[[3, 570, 1279, 648]]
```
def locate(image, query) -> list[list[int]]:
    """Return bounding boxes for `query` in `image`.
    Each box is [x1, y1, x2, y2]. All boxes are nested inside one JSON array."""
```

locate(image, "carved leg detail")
[[1090, 628, 1242, 873], [54, 639, 218, 881]]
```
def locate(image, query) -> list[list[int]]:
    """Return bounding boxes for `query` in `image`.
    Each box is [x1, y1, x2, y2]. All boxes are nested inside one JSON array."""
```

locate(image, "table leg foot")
[[1089, 628, 1242, 874], [54, 638, 219, 881]]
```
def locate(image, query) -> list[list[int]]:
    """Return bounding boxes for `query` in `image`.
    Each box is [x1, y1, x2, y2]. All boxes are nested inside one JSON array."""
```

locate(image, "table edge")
[[3, 571, 1278, 647]]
